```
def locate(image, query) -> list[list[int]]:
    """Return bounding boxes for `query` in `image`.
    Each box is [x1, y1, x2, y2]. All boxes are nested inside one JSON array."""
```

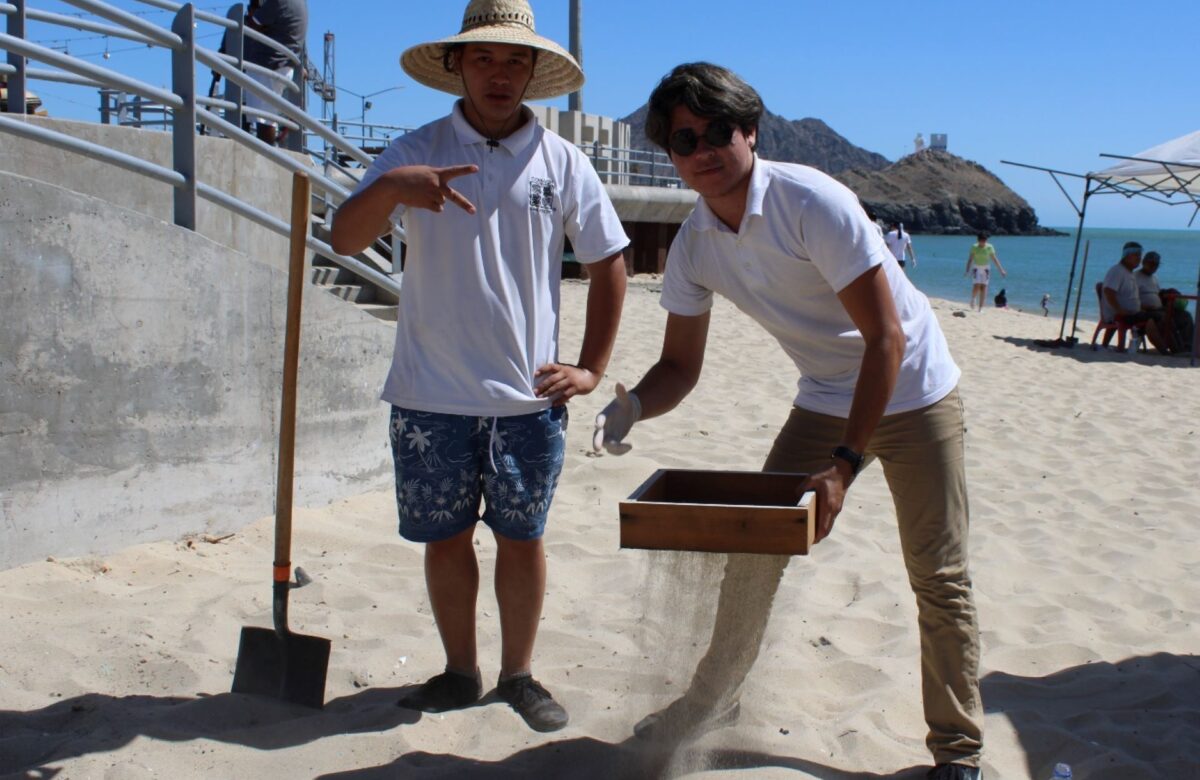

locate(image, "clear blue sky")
[[19, 0, 1200, 230]]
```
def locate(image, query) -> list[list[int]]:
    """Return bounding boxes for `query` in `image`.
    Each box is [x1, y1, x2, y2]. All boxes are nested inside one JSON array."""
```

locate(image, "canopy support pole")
[[1057, 186, 1090, 342]]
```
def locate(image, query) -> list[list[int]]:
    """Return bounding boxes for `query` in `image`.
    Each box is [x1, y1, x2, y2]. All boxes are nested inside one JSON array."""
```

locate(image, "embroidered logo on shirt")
[[528, 177, 556, 214]]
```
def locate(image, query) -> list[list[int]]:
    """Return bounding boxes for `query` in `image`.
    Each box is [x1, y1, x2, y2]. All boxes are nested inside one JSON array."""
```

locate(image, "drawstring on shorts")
[[487, 416, 500, 473]]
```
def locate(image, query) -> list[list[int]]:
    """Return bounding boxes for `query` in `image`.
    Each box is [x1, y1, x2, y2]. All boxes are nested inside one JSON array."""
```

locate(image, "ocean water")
[[903, 227, 1200, 324]]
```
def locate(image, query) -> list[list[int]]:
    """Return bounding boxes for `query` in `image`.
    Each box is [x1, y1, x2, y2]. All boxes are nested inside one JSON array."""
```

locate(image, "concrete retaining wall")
[[0, 172, 396, 570], [0, 116, 297, 273]]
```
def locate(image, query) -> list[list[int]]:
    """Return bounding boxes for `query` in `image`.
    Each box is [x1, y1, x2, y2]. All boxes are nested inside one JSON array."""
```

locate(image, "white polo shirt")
[[355, 102, 629, 416], [660, 158, 960, 418]]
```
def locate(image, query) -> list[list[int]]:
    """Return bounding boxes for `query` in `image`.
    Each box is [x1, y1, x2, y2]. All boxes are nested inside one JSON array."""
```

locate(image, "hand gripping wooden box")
[[618, 470, 815, 555]]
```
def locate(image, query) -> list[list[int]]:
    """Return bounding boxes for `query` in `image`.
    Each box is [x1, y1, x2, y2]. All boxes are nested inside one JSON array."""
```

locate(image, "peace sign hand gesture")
[[385, 164, 478, 214]]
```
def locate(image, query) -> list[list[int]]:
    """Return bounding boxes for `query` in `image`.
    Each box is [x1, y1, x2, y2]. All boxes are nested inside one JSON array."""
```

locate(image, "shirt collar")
[[450, 100, 537, 154], [690, 155, 767, 233]]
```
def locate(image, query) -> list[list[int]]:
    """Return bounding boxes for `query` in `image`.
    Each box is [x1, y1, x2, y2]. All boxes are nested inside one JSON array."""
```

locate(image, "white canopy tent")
[[1091, 130, 1200, 200], [1004, 130, 1200, 363]]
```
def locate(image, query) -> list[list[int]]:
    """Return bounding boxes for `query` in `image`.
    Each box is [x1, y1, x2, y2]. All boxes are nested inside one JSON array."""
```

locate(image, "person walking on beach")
[[964, 233, 1005, 312], [331, 0, 628, 732], [1041, 292, 1051, 316], [593, 62, 983, 780], [884, 220, 917, 270]]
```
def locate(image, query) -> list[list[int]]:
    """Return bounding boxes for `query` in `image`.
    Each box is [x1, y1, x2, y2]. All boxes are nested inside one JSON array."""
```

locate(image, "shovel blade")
[[231, 626, 330, 709]]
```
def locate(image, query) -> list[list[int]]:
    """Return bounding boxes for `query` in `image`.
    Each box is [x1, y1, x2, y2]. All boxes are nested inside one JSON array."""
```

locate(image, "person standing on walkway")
[[964, 233, 1005, 312], [241, 0, 308, 145], [593, 62, 983, 780], [331, 0, 628, 733]]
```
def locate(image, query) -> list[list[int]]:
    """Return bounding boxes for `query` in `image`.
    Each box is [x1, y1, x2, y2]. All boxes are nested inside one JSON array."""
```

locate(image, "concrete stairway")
[[309, 213, 399, 322]]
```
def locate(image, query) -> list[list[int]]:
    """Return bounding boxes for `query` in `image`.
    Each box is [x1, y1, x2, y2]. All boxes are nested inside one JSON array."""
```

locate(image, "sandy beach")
[[2, 278, 1198, 780]]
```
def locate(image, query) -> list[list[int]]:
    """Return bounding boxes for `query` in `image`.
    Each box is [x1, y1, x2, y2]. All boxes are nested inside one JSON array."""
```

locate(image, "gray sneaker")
[[496, 674, 569, 732], [927, 764, 982, 780]]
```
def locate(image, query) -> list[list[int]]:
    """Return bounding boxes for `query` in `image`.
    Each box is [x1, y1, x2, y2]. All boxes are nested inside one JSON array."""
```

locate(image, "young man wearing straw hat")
[[332, 0, 628, 733], [593, 63, 983, 779]]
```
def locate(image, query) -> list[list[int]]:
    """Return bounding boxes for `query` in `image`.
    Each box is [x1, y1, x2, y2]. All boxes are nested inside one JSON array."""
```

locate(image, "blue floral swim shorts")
[[388, 405, 568, 543]]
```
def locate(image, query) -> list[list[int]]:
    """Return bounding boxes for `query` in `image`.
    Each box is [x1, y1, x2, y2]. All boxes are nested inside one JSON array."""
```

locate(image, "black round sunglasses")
[[668, 120, 736, 157]]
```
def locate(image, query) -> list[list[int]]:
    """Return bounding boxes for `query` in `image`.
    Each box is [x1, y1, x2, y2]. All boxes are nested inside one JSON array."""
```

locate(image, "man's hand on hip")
[[534, 363, 599, 406]]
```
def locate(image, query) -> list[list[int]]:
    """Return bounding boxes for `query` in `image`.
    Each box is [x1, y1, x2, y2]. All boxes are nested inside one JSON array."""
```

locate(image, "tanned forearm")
[[576, 253, 627, 377], [839, 327, 904, 452], [629, 361, 697, 421], [629, 311, 709, 421], [330, 180, 399, 256]]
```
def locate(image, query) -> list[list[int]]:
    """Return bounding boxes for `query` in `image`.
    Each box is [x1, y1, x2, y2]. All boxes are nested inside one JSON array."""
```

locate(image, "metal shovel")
[[231, 172, 330, 708]]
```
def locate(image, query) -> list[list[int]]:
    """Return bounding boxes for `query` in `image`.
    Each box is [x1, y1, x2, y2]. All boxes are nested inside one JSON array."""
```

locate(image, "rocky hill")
[[836, 150, 1057, 235], [619, 105, 1052, 235], [621, 105, 889, 175]]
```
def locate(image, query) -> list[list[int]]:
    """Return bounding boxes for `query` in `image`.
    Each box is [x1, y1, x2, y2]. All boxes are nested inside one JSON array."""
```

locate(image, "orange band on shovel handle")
[[273, 564, 291, 583]]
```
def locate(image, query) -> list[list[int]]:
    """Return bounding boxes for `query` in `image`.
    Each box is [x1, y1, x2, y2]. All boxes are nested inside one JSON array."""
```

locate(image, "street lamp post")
[[336, 84, 404, 141]]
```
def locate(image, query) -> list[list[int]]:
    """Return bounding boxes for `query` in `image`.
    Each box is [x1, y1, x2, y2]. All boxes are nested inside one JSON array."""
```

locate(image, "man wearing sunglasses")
[[592, 62, 983, 780]]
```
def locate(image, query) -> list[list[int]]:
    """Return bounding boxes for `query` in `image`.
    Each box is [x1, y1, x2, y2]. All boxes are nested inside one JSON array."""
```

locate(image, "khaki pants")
[[685, 388, 983, 766]]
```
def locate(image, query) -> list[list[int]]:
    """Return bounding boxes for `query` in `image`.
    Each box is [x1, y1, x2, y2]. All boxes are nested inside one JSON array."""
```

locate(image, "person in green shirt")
[[964, 233, 1006, 312]]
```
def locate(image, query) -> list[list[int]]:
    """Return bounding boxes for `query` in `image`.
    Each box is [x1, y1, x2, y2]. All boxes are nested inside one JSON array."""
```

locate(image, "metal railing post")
[[223, 3, 243, 131], [171, 4, 197, 230], [592, 139, 602, 182], [5, 0, 26, 114], [99, 89, 111, 124]]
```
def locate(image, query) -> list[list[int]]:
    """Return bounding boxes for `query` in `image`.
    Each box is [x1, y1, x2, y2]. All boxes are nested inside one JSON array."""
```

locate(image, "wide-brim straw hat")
[[400, 0, 584, 101]]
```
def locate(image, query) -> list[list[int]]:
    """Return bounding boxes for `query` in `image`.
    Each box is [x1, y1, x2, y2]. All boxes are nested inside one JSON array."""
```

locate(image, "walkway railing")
[[0, 0, 400, 297], [2, 0, 686, 302]]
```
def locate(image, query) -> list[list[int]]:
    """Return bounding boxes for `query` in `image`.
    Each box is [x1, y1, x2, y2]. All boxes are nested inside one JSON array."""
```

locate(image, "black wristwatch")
[[831, 445, 865, 475]]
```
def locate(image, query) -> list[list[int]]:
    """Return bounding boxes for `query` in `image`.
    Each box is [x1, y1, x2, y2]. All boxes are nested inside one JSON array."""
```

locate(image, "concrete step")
[[357, 303, 398, 322], [311, 264, 358, 285], [316, 283, 377, 304]]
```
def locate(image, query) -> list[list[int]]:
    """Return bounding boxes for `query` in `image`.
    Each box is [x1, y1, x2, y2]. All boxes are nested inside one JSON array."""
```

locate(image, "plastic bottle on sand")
[[1049, 764, 1072, 780]]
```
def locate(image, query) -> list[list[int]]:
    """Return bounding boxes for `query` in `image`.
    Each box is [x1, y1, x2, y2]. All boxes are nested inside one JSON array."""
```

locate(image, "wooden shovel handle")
[[274, 172, 311, 578]]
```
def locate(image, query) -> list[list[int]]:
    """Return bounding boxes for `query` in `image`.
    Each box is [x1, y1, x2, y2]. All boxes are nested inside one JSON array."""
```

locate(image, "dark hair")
[[645, 62, 764, 153], [1143, 250, 1161, 264], [977, 232, 989, 242], [442, 42, 539, 73]]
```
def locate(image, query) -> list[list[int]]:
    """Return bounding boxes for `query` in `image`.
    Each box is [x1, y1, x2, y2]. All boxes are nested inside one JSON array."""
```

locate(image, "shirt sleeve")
[[659, 225, 714, 316], [797, 179, 892, 293], [562, 147, 629, 263]]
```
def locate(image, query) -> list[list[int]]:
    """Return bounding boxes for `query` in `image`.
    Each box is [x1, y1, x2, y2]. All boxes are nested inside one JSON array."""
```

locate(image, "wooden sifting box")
[[619, 469, 815, 555]]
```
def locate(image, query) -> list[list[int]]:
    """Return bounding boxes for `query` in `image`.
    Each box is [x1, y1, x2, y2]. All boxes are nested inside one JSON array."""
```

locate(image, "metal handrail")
[[195, 42, 371, 167], [1, 32, 184, 108], [0, 111, 187, 186], [1, 0, 401, 298]]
